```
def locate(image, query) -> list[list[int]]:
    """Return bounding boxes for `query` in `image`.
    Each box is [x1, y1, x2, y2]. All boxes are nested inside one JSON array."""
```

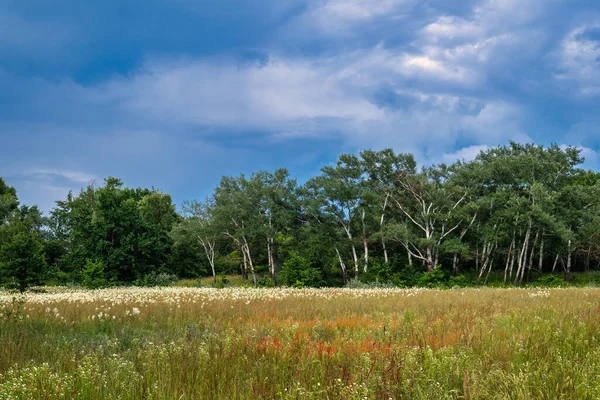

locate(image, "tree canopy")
[[2, 143, 600, 290]]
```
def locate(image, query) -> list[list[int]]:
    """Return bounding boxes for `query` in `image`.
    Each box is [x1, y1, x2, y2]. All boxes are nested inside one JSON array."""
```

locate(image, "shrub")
[[257, 276, 275, 288], [391, 263, 423, 287], [448, 275, 470, 288], [360, 261, 393, 284], [281, 253, 323, 288], [417, 267, 448, 288], [135, 271, 178, 287], [532, 274, 566, 288], [212, 273, 229, 289], [82, 259, 111, 289]]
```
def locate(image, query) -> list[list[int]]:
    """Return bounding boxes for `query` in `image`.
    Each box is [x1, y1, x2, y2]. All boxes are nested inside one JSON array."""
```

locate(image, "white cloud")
[[422, 16, 483, 42], [316, 0, 404, 22], [5, 41, 530, 168], [103, 55, 385, 129], [442, 145, 490, 163], [281, 0, 417, 38], [555, 24, 600, 96], [28, 168, 99, 184]]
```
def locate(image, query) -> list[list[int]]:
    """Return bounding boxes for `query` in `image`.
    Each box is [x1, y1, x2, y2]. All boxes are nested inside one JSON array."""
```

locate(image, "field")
[[1, 288, 600, 399]]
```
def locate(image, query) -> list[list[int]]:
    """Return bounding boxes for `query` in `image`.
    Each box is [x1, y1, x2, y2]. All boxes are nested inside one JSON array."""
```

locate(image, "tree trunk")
[[241, 246, 248, 280], [477, 242, 494, 285], [267, 238, 276, 286], [198, 237, 216, 283], [452, 253, 459, 276], [343, 226, 360, 280], [351, 245, 360, 279], [484, 250, 496, 286], [380, 194, 390, 264], [362, 208, 369, 272], [565, 239, 572, 283], [526, 230, 539, 283], [514, 221, 531, 286], [552, 254, 559, 273], [426, 246, 434, 272], [242, 238, 257, 286], [504, 232, 515, 284], [538, 237, 544, 274], [335, 247, 348, 284]]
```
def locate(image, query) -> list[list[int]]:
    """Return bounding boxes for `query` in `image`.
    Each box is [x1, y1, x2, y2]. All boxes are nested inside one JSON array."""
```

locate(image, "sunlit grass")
[[174, 274, 248, 287], [1, 287, 599, 399]]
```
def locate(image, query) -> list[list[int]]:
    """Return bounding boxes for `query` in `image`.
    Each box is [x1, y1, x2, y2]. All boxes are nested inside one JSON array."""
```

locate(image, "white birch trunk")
[[380, 194, 390, 264], [362, 208, 369, 272], [335, 247, 348, 283], [504, 232, 515, 284]]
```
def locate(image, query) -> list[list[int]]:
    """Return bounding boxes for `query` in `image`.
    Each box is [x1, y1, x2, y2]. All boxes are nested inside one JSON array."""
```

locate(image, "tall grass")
[[1, 287, 599, 399]]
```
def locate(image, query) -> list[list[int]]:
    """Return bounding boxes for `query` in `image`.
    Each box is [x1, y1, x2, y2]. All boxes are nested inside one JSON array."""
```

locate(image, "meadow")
[[1, 287, 600, 399]]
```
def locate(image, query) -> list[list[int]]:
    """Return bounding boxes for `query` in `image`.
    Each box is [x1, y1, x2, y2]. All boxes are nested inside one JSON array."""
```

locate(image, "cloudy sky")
[[1, 0, 600, 213]]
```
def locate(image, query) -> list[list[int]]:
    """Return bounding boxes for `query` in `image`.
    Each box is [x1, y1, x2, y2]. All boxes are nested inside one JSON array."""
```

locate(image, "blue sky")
[[1, 0, 600, 213]]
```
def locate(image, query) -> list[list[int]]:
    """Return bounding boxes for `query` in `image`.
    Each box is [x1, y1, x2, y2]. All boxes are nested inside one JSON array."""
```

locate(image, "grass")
[[1, 287, 600, 399], [174, 274, 249, 287]]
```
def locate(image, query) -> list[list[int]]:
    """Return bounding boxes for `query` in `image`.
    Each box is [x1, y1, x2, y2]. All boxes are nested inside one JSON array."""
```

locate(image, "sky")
[[1, 0, 600, 213]]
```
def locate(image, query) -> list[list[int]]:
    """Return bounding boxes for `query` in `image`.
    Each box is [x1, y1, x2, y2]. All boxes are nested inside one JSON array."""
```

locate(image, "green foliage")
[[257, 275, 275, 288], [570, 272, 600, 287], [448, 275, 471, 288], [0, 222, 47, 293], [389, 263, 423, 287], [359, 261, 392, 284], [417, 267, 448, 288], [532, 274, 566, 288], [81, 259, 111, 289], [212, 273, 229, 289], [281, 252, 323, 288], [50, 178, 179, 283], [134, 271, 179, 287]]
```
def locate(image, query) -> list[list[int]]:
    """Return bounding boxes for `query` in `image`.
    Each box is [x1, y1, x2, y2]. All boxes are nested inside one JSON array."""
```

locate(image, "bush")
[[212, 273, 229, 289], [390, 263, 423, 287], [532, 274, 566, 288], [135, 271, 178, 287], [257, 275, 275, 288], [448, 275, 471, 288], [281, 253, 323, 288], [417, 268, 448, 288], [82, 259, 111, 289], [570, 272, 600, 287], [360, 261, 393, 284]]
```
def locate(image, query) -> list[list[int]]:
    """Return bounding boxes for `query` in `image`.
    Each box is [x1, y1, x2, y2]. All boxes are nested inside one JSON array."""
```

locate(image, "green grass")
[[174, 274, 249, 287], [1, 287, 600, 399]]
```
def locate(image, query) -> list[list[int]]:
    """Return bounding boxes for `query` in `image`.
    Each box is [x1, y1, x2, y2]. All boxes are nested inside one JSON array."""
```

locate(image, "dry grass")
[[1, 287, 599, 399]]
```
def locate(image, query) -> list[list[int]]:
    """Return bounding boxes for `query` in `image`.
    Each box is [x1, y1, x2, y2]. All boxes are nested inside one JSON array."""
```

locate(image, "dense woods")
[[2, 142, 600, 290]]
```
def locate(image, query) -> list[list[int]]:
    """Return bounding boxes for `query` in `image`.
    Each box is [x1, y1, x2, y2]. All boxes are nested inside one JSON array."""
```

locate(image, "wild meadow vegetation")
[[1, 287, 600, 399], [2, 143, 600, 397]]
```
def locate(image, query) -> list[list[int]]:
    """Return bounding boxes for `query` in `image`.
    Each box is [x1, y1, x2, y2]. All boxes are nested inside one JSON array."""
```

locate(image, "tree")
[[0, 201, 47, 292], [387, 164, 470, 272], [0, 177, 19, 224], [304, 155, 365, 279], [174, 199, 220, 282], [360, 149, 417, 265], [49, 178, 179, 283]]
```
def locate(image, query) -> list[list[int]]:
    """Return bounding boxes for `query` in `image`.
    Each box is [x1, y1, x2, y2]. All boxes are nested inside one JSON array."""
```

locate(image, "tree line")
[[2, 142, 600, 291]]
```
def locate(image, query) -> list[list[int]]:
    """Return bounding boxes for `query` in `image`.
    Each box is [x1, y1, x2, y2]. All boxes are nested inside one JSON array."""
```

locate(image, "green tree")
[[49, 178, 179, 283], [0, 200, 47, 292]]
